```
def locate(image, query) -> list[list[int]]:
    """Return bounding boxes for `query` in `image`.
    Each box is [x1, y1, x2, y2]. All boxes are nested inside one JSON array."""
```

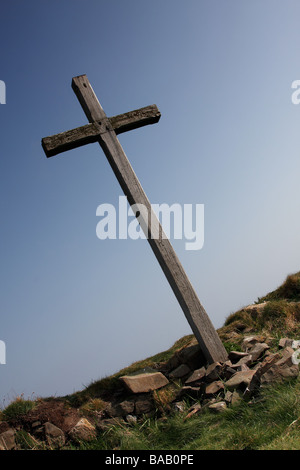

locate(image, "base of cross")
[[42, 75, 228, 365]]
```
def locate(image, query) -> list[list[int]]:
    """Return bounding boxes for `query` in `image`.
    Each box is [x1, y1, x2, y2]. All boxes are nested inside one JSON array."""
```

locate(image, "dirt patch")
[[15, 400, 80, 433]]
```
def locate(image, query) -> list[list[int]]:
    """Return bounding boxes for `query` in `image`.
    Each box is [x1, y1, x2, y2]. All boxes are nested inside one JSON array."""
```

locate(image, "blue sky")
[[1, 0, 300, 404]]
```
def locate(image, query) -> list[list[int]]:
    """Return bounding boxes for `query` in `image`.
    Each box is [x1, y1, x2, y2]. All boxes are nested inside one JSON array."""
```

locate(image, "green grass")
[[64, 271, 300, 450], [65, 335, 195, 407], [219, 273, 300, 342], [256, 300, 300, 333], [258, 272, 300, 303], [77, 378, 300, 450], [2, 271, 300, 450], [1, 397, 36, 423], [15, 429, 46, 450]]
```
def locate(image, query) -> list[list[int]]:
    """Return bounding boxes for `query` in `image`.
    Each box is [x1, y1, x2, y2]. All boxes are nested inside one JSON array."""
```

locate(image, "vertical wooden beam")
[[71, 75, 228, 364]]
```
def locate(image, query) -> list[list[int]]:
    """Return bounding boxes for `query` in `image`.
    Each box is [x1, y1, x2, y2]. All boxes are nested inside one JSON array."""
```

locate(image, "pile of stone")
[[0, 416, 97, 450], [0, 335, 299, 450], [114, 335, 300, 418]]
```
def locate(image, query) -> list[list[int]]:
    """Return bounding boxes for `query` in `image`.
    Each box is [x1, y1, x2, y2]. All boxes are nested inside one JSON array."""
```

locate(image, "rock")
[[202, 398, 216, 408], [63, 413, 82, 432], [96, 418, 123, 432], [242, 335, 265, 352], [224, 390, 233, 404], [178, 344, 206, 370], [185, 367, 206, 384], [163, 353, 181, 373], [169, 364, 191, 379], [278, 338, 300, 350], [205, 362, 222, 382], [126, 415, 137, 425], [230, 355, 253, 369], [208, 401, 227, 413], [239, 364, 251, 372], [107, 399, 135, 418], [205, 381, 224, 396], [244, 302, 268, 312], [44, 422, 65, 448], [134, 396, 154, 415], [292, 349, 300, 365], [260, 363, 299, 385], [255, 352, 281, 377], [222, 363, 237, 380], [224, 390, 242, 406], [176, 386, 201, 400], [279, 338, 294, 349], [120, 372, 169, 394], [278, 346, 295, 364], [163, 345, 203, 374], [247, 343, 269, 362], [292, 340, 300, 350], [223, 359, 233, 367], [0, 429, 16, 450], [184, 403, 201, 420], [225, 370, 259, 392], [69, 418, 96, 443], [172, 401, 185, 413], [260, 347, 299, 386], [228, 351, 250, 362]]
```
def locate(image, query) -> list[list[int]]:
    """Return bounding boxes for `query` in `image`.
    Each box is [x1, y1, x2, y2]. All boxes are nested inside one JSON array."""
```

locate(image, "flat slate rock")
[[169, 364, 191, 379], [185, 366, 206, 384], [120, 372, 169, 394], [225, 370, 258, 391]]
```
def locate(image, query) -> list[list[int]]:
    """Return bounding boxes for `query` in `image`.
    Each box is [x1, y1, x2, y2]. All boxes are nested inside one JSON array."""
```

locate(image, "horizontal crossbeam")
[[42, 104, 161, 158]]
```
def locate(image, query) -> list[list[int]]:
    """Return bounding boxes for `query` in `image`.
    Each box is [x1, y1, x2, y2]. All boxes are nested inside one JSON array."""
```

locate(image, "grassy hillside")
[[77, 272, 300, 450], [1, 271, 300, 450], [77, 380, 300, 451], [219, 271, 300, 346], [71, 272, 300, 408]]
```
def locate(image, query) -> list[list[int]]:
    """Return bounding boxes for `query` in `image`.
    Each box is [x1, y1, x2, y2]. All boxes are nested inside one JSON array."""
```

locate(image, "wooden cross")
[[42, 75, 227, 364]]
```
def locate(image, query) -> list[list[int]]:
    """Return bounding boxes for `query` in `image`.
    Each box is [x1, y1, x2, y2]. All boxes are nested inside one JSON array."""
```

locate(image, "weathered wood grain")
[[70, 74, 228, 364], [110, 105, 161, 135], [42, 105, 161, 158], [42, 122, 102, 157]]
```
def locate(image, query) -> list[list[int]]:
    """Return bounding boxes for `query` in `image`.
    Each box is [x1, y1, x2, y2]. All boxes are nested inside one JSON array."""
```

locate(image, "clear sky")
[[1, 0, 300, 405]]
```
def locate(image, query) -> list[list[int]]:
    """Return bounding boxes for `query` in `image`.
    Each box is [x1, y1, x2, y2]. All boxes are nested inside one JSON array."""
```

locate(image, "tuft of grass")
[[220, 295, 300, 342], [15, 430, 45, 450], [152, 382, 182, 414], [79, 398, 107, 416], [223, 341, 242, 354], [258, 272, 300, 303], [257, 300, 287, 330], [224, 309, 254, 328], [1, 397, 36, 423], [256, 300, 300, 336]]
